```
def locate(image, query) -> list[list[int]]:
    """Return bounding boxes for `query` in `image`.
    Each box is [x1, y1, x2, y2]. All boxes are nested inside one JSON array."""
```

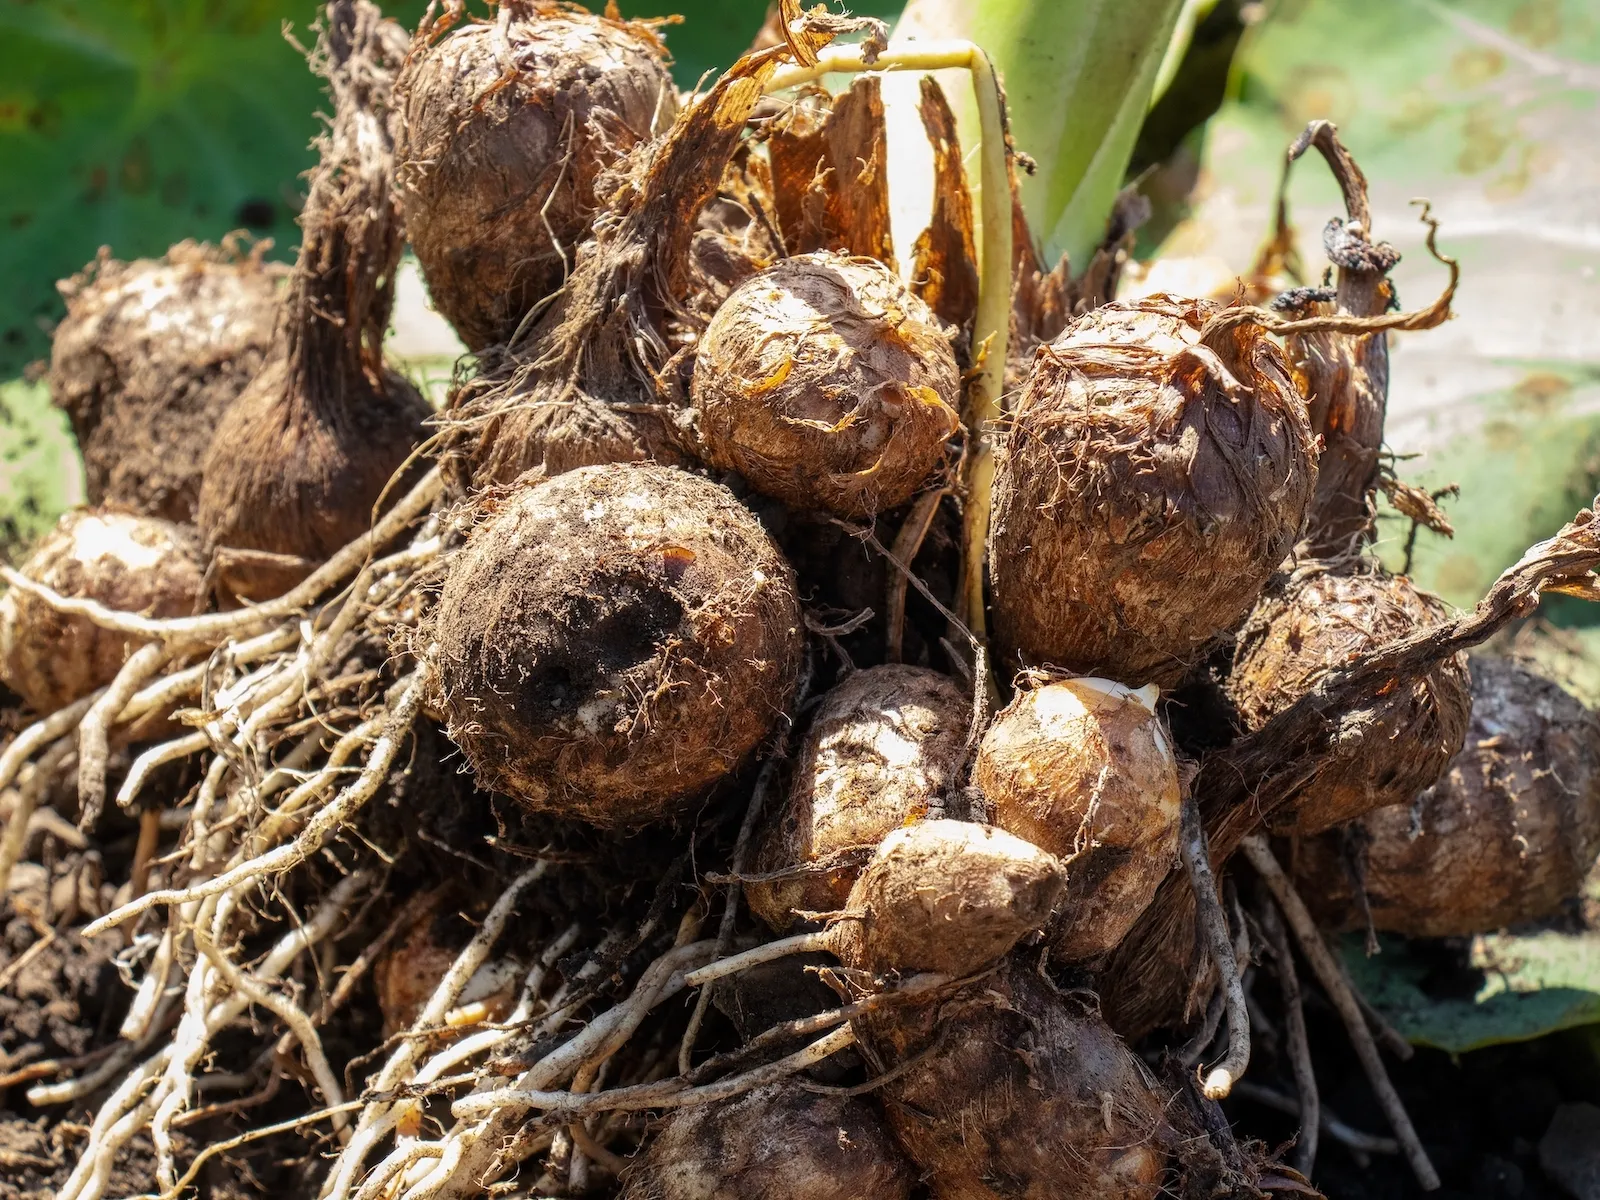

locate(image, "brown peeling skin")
[[767, 76, 894, 266], [989, 294, 1317, 688], [974, 677, 1181, 962], [832, 820, 1065, 979], [855, 960, 1170, 1200], [432, 462, 803, 827], [1229, 561, 1471, 836], [198, 2, 430, 602], [1295, 656, 1600, 937], [0, 510, 205, 715], [909, 77, 979, 334], [394, 3, 678, 351], [49, 242, 286, 525], [621, 1083, 916, 1200], [691, 252, 961, 518], [745, 665, 969, 932]]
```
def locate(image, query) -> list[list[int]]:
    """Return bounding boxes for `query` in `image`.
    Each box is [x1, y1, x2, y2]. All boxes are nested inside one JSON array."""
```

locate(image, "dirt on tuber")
[[1295, 655, 1600, 936], [690, 252, 961, 518], [988, 295, 1317, 688], [1228, 559, 1472, 836], [0, 509, 204, 715], [745, 664, 969, 932], [395, 1, 679, 350], [974, 676, 1181, 962], [431, 462, 803, 827], [621, 1083, 916, 1200], [49, 241, 286, 525]]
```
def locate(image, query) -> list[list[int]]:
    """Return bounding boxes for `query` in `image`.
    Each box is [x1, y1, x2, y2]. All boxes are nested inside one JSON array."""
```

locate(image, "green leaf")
[[889, 0, 1184, 270], [1148, 0, 1600, 611], [1342, 930, 1600, 1055], [0, 379, 82, 560]]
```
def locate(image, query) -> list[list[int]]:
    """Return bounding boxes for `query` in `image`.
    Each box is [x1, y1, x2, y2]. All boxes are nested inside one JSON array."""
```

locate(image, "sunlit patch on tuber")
[[691, 252, 961, 518], [745, 665, 969, 932], [974, 676, 1181, 962]]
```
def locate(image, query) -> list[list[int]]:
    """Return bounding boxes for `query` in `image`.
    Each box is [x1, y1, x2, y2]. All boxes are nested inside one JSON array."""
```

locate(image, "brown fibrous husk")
[[431, 462, 803, 827], [973, 677, 1181, 962], [853, 959, 1171, 1200], [0, 509, 205, 714], [394, 2, 679, 351], [988, 294, 1317, 687], [198, 1, 430, 601], [621, 1083, 916, 1200], [1294, 655, 1600, 936], [832, 820, 1064, 980], [49, 240, 286, 525], [691, 252, 961, 517], [744, 664, 969, 932], [1228, 560, 1471, 836]]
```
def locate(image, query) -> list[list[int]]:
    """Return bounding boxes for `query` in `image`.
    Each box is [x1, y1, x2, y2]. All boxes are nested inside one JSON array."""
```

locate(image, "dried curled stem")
[[1180, 796, 1249, 1099]]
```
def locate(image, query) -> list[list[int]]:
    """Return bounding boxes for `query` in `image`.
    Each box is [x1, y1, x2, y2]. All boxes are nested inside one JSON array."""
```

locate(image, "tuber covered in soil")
[[744, 664, 969, 932], [394, 1, 679, 350], [855, 959, 1171, 1200], [974, 676, 1181, 961], [198, 0, 430, 601], [432, 462, 803, 826], [48, 241, 286, 525], [1295, 655, 1600, 936], [621, 1083, 916, 1200], [690, 252, 961, 517], [988, 295, 1317, 687], [0, 509, 204, 715], [1228, 560, 1471, 836]]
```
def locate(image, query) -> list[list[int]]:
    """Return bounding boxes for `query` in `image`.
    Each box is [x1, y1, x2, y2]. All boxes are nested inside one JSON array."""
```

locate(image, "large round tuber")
[[690, 253, 962, 517], [198, 2, 430, 601], [49, 242, 286, 524], [432, 462, 803, 826], [395, 3, 679, 350], [973, 677, 1181, 961], [856, 960, 1170, 1200], [621, 1084, 916, 1200], [832, 819, 1065, 979], [745, 665, 969, 932], [988, 295, 1317, 687], [1294, 656, 1600, 936], [1228, 561, 1471, 836], [0, 509, 205, 714]]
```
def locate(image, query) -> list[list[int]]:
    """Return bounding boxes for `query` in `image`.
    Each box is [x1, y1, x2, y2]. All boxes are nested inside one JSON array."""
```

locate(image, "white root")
[[77, 641, 174, 826], [83, 658, 432, 938], [0, 739, 75, 896], [1241, 835, 1440, 1191], [117, 731, 211, 811], [0, 466, 442, 645], [680, 931, 832, 988], [1180, 796, 1250, 1100], [0, 692, 100, 795]]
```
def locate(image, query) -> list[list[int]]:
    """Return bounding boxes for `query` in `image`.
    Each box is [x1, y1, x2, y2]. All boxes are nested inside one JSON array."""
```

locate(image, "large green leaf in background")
[[0, 0, 816, 381], [1155, 0, 1600, 613]]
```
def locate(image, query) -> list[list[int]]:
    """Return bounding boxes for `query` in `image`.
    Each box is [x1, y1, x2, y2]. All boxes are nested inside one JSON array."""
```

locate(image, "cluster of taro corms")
[[4, 3, 1600, 1199]]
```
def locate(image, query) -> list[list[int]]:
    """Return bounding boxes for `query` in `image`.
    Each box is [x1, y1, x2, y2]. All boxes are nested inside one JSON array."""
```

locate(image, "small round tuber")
[[1295, 656, 1600, 937], [49, 242, 286, 525], [395, 3, 679, 349], [432, 462, 803, 826], [745, 665, 969, 932], [690, 252, 962, 517], [856, 960, 1171, 1200], [988, 295, 1317, 687], [974, 677, 1181, 962], [1228, 561, 1471, 836], [0, 509, 205, 714], [621, 1083, 916, 1200], [374, 907, 521, 1036], [832, 819, 1065, 980]]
